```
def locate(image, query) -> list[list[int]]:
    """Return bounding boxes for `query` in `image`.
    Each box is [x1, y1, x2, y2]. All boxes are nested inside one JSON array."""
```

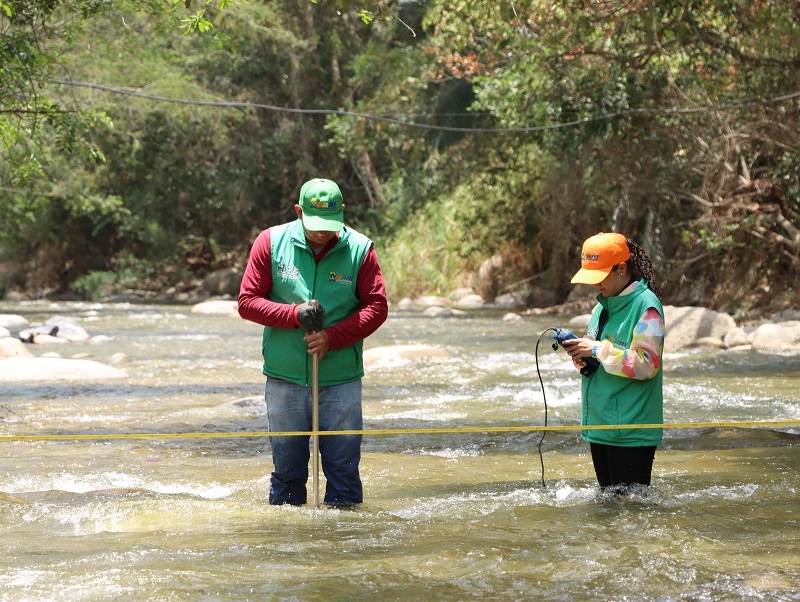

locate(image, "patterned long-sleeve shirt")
[[591, 283, 665, 380]]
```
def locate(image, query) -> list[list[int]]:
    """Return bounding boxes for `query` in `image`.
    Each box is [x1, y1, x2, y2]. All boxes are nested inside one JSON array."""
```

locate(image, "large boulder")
[[447, 288, 477, 303], [724, 327, 751, 349], [191, 299, 239, 315], [0, 314, 29, 333], [18, 324, 59, 342], [568, 314, 592, 329], [422, 306, 467, 318], [493, 293, 525, 310], [19, 316, 91, 343], [567, 284, 596, 301], [414, 295, 451, 308], [663, 306, 737, 352], [749, 322, 800, 351], [0, 336, 32, 358], [396, 297, 415, 311], [0, 357, 129, 381], [43, 316, 90, 341], [363, 344, 451, 368], [454, 293, 485, 309], [203, 269, 243, 297], [32, 334, 70, 345]]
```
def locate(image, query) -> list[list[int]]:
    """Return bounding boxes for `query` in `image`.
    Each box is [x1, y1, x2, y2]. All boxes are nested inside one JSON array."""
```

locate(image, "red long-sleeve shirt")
[[238, 227, 388, 350]]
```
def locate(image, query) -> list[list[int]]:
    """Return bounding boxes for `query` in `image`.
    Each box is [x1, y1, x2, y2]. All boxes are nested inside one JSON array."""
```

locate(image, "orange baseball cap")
[[570, 232, 631, 285]]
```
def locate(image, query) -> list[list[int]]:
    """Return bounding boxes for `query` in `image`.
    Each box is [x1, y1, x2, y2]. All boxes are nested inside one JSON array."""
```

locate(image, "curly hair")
[[626, 238, 663, 302]]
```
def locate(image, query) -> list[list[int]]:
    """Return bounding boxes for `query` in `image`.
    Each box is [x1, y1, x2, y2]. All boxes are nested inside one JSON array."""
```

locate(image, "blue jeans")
[[265, 378, 363, 506]]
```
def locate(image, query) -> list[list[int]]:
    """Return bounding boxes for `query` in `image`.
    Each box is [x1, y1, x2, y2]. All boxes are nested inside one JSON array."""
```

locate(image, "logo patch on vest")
[[277, 263, 300, 280], [329, 271, 353, 285], [607, 335, 630, 349]]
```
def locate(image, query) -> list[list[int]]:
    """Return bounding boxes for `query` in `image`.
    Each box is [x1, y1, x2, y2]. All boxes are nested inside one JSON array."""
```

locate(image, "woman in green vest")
[[561, 232, 665, 493]]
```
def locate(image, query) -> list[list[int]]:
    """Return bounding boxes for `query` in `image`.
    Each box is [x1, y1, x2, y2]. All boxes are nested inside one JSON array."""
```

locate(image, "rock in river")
[[0, 357, 129, 382]]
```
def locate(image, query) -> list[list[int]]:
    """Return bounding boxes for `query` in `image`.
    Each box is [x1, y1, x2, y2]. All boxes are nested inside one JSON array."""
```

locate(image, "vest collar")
[[596, 279, 649, 313], [289, 218, 346, 251]]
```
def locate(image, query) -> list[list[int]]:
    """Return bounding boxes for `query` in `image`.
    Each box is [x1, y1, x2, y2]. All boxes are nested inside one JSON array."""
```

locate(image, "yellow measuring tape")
[[1, 420, 799, 442]]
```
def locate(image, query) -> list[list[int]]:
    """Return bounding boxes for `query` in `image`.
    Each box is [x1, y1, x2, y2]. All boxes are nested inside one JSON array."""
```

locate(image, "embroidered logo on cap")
[[311, 197, 338, 210]]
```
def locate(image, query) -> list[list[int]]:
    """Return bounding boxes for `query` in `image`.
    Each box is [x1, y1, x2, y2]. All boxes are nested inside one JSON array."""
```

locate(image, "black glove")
[[296, 300, 324, 331]]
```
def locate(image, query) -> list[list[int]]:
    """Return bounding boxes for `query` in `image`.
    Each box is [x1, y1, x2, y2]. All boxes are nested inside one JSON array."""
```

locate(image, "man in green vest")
[[238, 178, 388, 507], [561, 232, 665, 493]]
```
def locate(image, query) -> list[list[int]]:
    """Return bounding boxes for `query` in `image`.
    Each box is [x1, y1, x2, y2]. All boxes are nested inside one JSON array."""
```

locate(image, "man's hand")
[[304, 330, 330, 360], [296, 301, 324, 331]]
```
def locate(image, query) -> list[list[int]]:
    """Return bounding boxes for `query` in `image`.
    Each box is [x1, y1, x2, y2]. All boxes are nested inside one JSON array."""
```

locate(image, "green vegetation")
[[1, 0, 798, 311]]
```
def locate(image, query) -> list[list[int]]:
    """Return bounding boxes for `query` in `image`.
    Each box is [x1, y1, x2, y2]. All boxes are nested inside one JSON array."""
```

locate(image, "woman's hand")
[[562, 337, 595, 364]]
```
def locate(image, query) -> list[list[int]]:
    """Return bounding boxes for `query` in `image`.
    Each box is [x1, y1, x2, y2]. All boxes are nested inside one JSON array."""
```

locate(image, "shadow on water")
[[2, 383, 262, 401], [665, 426, 800, 450]]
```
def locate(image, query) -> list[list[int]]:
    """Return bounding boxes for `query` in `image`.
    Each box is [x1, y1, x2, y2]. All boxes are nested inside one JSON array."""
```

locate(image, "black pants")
[[590, 442, 656, 489]]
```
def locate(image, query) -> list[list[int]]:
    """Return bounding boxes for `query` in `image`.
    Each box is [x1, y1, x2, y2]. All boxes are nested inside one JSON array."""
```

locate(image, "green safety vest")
[[581, 281, 664, 446], [262, 219, 373, 386]]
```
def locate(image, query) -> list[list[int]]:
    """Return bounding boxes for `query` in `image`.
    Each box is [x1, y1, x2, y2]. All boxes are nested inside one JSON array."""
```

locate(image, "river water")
[[1, 301, 799, 601]]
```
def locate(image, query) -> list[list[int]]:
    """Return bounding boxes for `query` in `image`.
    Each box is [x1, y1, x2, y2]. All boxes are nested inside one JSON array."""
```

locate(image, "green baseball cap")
[[298, 178, 344, 231]]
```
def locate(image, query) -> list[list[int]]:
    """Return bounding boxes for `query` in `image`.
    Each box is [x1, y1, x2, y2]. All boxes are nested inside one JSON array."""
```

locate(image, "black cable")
[[534, 327, 557, 488], [49, 78, 800, 134], [0, 405, 23, 420]]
